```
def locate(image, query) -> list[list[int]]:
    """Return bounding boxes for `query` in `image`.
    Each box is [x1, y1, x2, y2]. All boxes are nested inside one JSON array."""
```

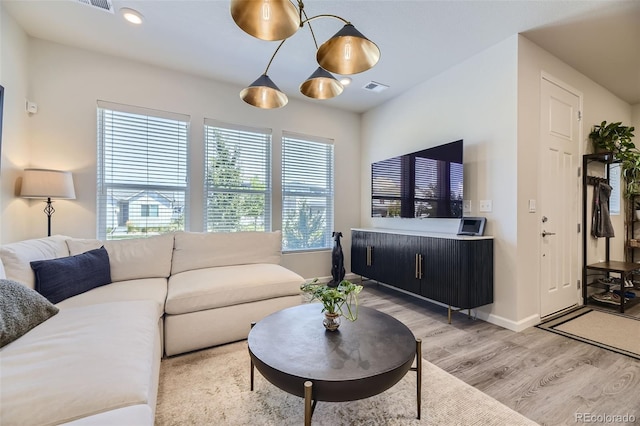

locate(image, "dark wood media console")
[[351, 228, 494, 322]]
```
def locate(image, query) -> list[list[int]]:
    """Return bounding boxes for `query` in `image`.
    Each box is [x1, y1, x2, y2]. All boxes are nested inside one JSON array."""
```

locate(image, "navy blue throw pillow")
[[30, 247, 112, 304]]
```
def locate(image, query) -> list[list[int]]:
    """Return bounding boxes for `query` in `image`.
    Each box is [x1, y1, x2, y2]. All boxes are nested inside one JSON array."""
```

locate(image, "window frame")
[[281, 131, 335, 253], [96, 101, 190, 240], [203, 119, 272, 233]]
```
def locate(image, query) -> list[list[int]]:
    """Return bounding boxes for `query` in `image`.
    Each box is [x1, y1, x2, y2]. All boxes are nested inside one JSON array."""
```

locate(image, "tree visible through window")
[[204, 120, 271, 232], [282, 133, 334, 251], [97, 102, 189, 240]]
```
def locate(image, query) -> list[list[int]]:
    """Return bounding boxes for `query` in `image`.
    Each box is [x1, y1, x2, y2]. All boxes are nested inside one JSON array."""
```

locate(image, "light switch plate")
[[463, 200, 471, 213], [479, 200, 492, 212]]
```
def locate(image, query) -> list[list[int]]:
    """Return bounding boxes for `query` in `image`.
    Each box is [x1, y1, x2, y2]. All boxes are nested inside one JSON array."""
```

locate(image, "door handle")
[[542, 230, 556, 237], [415, 253, 419, 279]]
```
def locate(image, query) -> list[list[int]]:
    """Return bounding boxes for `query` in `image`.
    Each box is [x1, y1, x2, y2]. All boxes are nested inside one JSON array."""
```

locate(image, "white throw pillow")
[[0, 235, 70, 289]]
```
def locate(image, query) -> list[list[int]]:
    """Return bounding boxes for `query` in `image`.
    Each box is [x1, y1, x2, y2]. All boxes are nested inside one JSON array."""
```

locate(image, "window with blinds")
[[97, 102, 189, 240], [204, 120, 271, 232], [282, 133, 334, 251]]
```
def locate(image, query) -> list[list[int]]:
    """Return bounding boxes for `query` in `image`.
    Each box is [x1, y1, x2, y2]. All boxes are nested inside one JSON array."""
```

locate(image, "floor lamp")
[[20, 168, 76, 237]]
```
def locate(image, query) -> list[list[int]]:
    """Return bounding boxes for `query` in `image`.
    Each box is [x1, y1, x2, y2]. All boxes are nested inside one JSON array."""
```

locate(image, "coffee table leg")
[[416, 338, 422, 419], [250, 322, 255, 391], [304, 381, 313, 426]]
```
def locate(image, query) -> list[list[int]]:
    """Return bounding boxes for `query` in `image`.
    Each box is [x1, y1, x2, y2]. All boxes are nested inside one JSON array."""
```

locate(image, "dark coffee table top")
[[248, 303, 416, 401]]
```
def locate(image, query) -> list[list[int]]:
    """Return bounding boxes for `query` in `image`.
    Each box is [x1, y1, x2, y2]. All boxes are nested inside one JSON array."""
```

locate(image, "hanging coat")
[[592, 181, 615, 238]]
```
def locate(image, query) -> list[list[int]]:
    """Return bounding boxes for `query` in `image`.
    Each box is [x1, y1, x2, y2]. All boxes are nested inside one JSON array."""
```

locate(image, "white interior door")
[[540, 76, 581, 318]]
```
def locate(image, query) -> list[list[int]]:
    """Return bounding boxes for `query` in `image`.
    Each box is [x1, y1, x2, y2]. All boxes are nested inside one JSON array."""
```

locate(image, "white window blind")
[[204, 119, 271, 232], [282, 132, 334, 251], [97, 102, 189, 240]]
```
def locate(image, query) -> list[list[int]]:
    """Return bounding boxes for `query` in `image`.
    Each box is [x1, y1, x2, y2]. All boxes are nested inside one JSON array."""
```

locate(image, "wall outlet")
[[479, 200, 492, 212], [463, 200, 471, 213]]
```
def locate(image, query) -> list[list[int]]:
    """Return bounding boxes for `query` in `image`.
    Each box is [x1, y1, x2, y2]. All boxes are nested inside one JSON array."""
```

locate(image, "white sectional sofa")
[[0, 231, 304, 425]]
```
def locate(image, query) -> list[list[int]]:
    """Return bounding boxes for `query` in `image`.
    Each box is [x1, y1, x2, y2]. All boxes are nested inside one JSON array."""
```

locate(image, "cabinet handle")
[[419, 254, 423, 279], [415, 253, 419, 279], [366, 246, 372, 266]]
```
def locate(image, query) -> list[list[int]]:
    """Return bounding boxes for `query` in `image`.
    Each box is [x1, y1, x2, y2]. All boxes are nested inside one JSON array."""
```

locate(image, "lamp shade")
[[240, 74, 289, 109], [20, 169, 76, 199], [300, 67, 344, 100], [230, 0, 300, 41], [316, 23, 380, 75]]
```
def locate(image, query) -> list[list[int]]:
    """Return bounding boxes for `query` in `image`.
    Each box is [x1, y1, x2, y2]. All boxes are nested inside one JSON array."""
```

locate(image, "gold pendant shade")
[[317, 24, 380, 75], [240, 74, 289, 108], [230, 0, 300, 41], [300, 67, 344, 100]]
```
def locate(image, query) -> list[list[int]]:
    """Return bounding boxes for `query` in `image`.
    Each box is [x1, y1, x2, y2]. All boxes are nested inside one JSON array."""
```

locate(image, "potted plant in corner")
[[590, 120, 635, 155], [300, 278, 363, 331]]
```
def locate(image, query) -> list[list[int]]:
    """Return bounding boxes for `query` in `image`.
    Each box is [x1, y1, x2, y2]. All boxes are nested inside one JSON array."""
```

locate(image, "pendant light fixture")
[[230, 0, 300, 41], [231, 0, 380, 109]]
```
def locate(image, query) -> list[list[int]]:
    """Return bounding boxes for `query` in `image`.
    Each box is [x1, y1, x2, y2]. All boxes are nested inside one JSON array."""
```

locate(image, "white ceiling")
[[3, 0, 639, 113]]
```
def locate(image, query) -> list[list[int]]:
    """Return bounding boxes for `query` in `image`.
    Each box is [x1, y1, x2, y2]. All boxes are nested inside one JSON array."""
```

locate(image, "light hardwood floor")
[[357, 280, 640, 426]]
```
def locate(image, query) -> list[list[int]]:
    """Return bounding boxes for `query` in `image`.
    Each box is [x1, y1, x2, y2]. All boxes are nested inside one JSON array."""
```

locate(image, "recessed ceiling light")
[[340, 77, 352, 86], [121, 8, 143, 25]]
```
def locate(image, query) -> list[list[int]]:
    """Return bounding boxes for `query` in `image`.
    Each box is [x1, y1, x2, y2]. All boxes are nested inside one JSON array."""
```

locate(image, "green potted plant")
[[622, 152, 640, 197], [300, 278, 363, 331], [590, 120, 635, 155]]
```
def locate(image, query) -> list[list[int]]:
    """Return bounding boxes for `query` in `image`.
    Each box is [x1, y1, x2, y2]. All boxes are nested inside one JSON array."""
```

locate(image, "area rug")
[[156, 341, 538, 426], [537, 307, 640, 360]]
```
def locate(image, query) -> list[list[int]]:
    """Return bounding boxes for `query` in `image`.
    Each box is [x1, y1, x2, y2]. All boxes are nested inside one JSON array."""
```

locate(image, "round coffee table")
[[248, 304, 422, 425]]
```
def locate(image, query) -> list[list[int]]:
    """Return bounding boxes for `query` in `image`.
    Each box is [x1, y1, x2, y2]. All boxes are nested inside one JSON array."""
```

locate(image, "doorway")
[[539, 74, 582, 318]]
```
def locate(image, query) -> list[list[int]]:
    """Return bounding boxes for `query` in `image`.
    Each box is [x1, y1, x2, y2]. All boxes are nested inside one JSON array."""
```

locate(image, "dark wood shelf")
[[586, 261, 640, 274]]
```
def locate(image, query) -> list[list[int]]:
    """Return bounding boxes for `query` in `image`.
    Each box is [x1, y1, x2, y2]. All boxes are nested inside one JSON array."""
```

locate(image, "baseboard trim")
[[483, 312, 541, 332]]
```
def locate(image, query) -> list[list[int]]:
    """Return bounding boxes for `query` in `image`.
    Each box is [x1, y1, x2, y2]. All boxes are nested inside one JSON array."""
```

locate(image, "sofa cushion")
[[0, 235, 70, 289], [0, 300, 161, 426], [67, 234, 174, 282], [166, 263, 303, 315], [56, 278, 168, 319], [0, 279, 59, 348], [30, 247, 112, 304], [171, 231, 282, 275]]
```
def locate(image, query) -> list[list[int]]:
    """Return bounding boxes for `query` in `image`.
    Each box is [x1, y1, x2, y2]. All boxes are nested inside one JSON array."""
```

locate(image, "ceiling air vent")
[[363, 81, 389, 93], [76, 0, 114, 13]]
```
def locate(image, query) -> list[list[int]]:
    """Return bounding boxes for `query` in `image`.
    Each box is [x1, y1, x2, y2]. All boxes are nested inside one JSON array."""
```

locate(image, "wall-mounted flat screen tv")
[[371, 140, 463, 218]]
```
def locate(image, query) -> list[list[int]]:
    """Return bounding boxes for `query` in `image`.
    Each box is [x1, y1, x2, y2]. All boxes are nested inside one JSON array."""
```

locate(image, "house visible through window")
[[204, 119, 271, 232], [282, 132, 334, 251], [97, 101, 189, 239]]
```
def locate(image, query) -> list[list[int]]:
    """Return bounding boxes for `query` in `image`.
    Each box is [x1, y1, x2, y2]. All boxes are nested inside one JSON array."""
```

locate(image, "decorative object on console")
[[230, 0, 380, 108], [0, 278, 59, 348], [329, 231, 345, 287], [300, 278, 363, 330], [457, 217, 486, 236], [20, 168, 76, 236]]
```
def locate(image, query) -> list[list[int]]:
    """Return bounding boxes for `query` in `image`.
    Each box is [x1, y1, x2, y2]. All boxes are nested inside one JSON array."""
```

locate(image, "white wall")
[[517, 36, 632, 327], [0, 7, 32, 243], [632, 104, 640, 131], [362, 36, 519, 326], [2, 37, 362, 280]]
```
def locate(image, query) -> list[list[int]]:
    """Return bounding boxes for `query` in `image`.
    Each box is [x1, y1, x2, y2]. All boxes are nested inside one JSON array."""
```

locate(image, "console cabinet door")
[[351, 231, 383, 280], [383, 234, 421, 294], [420, 237, 460, 305]]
